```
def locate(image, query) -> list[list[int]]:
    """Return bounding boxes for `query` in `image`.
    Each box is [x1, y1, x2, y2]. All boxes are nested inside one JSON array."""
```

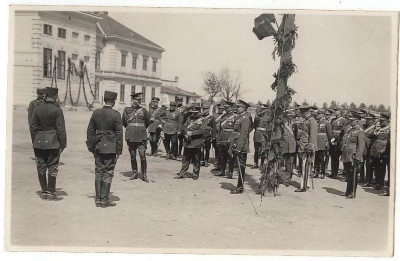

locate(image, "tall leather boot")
[[141, 159, 149, 183], [130, 158, 138, 180], [47, 175, 57, 200], [95, 180, 102, 207], [100, 182, 111, 207], [38, 173, 48, 199]]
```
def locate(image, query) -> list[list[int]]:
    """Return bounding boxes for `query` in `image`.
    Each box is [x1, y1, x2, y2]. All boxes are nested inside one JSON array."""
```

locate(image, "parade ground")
[[8, 109, 392, 255]]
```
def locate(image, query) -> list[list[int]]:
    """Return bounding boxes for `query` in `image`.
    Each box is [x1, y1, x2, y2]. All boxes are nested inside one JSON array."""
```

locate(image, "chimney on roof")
[[174, 76, 179, 82], [94, 11, 108, 15]]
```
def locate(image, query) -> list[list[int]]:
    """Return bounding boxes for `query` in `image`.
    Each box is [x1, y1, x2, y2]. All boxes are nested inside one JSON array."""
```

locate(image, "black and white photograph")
[[5, 5, 398, 257]]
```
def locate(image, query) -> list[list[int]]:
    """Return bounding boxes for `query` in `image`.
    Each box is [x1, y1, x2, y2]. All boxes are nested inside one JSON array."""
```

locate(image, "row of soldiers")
[[27, 87, 391, 207]]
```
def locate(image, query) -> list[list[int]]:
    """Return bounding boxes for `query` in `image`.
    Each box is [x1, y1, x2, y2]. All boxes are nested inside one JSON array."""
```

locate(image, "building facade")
[[13, 11, 100, 106], [160, 77, 201, 106]]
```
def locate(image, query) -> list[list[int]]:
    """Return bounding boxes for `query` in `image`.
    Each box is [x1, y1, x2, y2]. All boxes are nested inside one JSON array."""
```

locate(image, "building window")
[[142, 86, 146, 103], [95, 82, 100, 101], [121, 53, 126, 67], [84, 56, 90, 63], [72, 32, 79, 39], [131, 85, 135, 95], [95, 51, 100, 70], [43, 48, 52, 78], [58, 28, 66, 38], [143, 57, 147, 71], [57, 51, 65, 80], [132, 56, 137, 69], [84, 35, 91, 41], [72, 54, 78, 61], [120, 84, 125, 102], [151, 86, 156, 98], [152, 60, 157, 72], [43, 24, 52, 35]]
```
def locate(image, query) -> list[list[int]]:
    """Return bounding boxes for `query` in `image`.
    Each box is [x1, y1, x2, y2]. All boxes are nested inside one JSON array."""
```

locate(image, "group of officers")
[[27, 87, 391, 207]]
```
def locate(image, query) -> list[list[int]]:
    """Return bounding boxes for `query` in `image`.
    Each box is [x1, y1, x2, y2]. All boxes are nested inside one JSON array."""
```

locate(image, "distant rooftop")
[[161, 85, 201, 98]]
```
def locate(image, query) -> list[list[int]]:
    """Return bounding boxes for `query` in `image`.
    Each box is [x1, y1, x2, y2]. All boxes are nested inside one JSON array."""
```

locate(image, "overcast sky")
[[109, 10, 393, 107]]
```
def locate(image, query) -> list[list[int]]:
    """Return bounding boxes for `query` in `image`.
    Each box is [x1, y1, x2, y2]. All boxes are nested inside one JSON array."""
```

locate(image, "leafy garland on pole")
[[260, 15, 298, 197]]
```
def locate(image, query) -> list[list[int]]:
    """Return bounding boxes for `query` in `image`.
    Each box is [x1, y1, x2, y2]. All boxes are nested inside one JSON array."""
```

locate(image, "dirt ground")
[[8, 109, 393, 255]]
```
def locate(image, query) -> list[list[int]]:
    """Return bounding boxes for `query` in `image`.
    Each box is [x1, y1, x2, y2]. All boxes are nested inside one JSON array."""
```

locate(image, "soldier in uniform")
[[292, 110, 304, 173], [341, 112, 365, 198], [215, 101, 236, 178], [211, 103, 224, 171], [175, 105, 206, 180], [162, 101, 181, 160], [295, 104, 318, 192], [230, 100, 252, 194], [282, 114, 296, 179], [362, 115, 378, 187], [200, 104, 216, 167], [368, 112, 390, 193], [176, 97, 188, 158], [252, 105, 269, 169], [148, 97, 164, 156], [28, 88, 45, 127], [122, 92, 150, 182], [314, 109, 332, 179], [328, 110, 347, 178], [86, 91, 123, 207], [30, 87, 67, 200]]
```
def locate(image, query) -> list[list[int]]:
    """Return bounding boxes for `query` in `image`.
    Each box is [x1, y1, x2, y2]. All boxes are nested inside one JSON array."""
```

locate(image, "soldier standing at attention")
[[341, 112, 365, 198], [328, 110, 347, 178], [176, 97, 188, 158], [362, 115, 378, 187], [162, 101, 181, 160], [200, 104, 216, 167], [314, 109, 332, 179], [295, 104, 318, 192], [28, 88, 45, 127], [175, 105, 206, 180], [211, 103, 224, 171], [148, 97, 164, 157], [30, 87, 67, 200], [252, 104, 269, 169], [122, 92, 150, 182], [282, 114, 297, 179], [230, 100, 252, 194], [86, 91, 123, 207]]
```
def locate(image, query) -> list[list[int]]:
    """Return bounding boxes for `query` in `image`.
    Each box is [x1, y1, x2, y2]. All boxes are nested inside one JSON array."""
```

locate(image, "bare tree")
[[201, 71, 220, 102], [219, 67, 242, 102]]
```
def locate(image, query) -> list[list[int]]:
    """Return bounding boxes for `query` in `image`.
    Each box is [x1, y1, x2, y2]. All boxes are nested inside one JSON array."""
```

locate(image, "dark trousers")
[[283, 153, 295, 175], [359, 158, 366, 181], [315, 150, 326, 174], [234, 152, 247, 189], [149, 131, 161, 154], [94, 152, 116, 183], [34, 149, 60, 193], [371, 157, 387, 187], [219, 143, 234, 173], [179, 147, 201, 177], [344, 162, 358, 195], [128, 142, 147, 174], [163, 134, 178, 157], [254, 142, 262, 165], [365, 157, 374, 183], [202, 140, 212, 162], [212, 139, 219, 165], [178, 134, 184, 155], [330, 146, 341, 175]]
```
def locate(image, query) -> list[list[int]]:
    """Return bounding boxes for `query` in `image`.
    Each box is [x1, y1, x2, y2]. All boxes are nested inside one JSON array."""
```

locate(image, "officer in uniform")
[[162, 101, 181, 160], [200, 104, 216, 167], [314, 109, 332, 179], [368, 112, 390, 192], [148, 97, 164, 156], [175, 105, 206, 180], [86, 91, 123, 207], [230, 100, 252, 194], [122, 92, 150, 182], [211, 103, 224, 171], [252, 104, 269, 169], [215, 101, 236, 178], [295, 104, 318, 192], [30, 87, 67, 200], [282, 114, 297, 179], [341, 112, 365, 198], [176, 97, 188, 158], [362, 115, 378, 187], [28, 88, 45, 127], [328, 110, 347, 178]]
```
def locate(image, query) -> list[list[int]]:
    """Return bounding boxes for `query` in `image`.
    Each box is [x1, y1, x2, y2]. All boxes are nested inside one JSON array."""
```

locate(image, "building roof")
[[96, 12, 164, 51], [161, 85, 201, 98]]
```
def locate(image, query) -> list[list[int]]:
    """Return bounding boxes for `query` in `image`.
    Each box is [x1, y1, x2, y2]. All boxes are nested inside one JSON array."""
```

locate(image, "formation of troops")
[[27, 87, 391, 207]]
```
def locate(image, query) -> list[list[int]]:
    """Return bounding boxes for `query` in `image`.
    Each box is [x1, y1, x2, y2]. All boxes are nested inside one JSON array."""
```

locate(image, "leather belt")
[[128, 123, 145, 127], [257, 127, 266, 131]]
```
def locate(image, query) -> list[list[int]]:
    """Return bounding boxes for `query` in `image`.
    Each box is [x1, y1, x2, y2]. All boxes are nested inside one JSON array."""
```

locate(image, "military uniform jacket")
[[341, 125, 366, 162], [317, 118, 333, 151], [214, 112, 224, 142], [87, 106, 123, 154], [122, 106, 150, 142], [28, 99, 44, 127], [218, 112, 236, 144], [363, 124, 376, 156], [30, 101, 67, 150], [162, 109, 181, 135], [297, 115, 318, 153], [368, 125, 390, 158], [148, 106, 165, 133], [331, 117, 347, 139], [230, 112, 252, 153], [282, 123, 296, 154], [177, 106, 189, 131], [253, 113, 270, 143], [182, 116, 206, 149], [201, 113, 217, 141]]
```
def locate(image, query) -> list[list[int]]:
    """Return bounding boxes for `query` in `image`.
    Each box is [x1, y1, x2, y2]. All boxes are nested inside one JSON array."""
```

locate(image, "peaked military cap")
[[236, 99, 250, 108], [37, 88, 45, 94], [311, 105, 318, 110], [45, 87, 58, 96], [190, 105, 201, 112], [380, 112, 391, 120], [151, 97, 160, 102], [131, 92, 143, 99], [298, 103, 311, 110], [104, 91, 117, 100]]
